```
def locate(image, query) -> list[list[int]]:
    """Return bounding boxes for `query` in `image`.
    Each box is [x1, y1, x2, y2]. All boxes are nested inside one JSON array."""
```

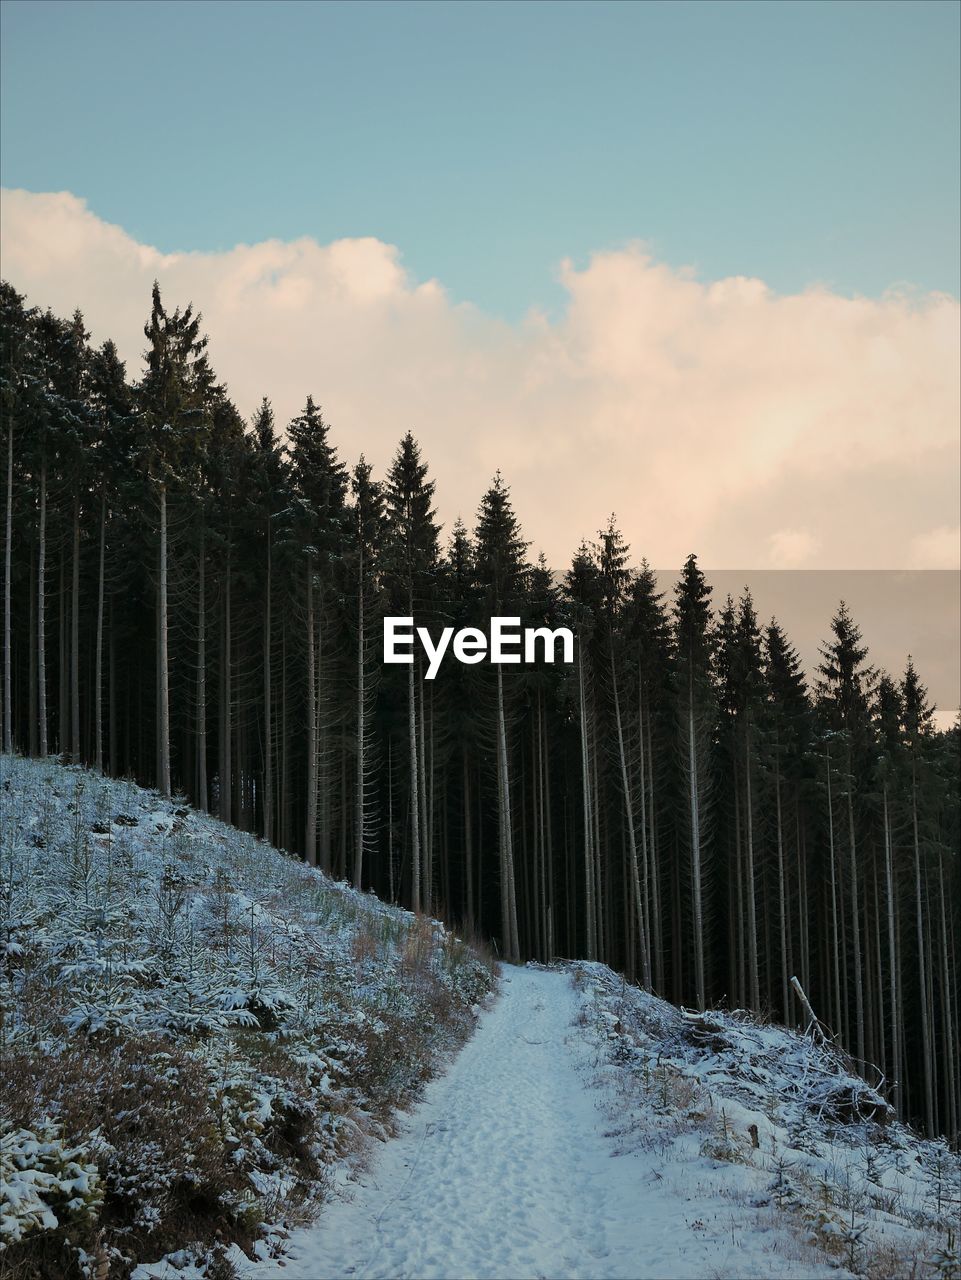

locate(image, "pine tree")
[[818, 602, 875, 1068], [474, 473, 528, 962], [902, 657, 936, 1135], [623, 563, 673, 991], [383, 433, 440, 911], [138, 283, 213, 795], [764, 620, 812, 1017], [287, 396, 347, 867], [673, 554, 714, 1008], [566, 543, 602, 961], [250, 397, 290, 842], [349, 455, 385, 889], [598, 517, 651, 988], [87, 339, 135, 774]]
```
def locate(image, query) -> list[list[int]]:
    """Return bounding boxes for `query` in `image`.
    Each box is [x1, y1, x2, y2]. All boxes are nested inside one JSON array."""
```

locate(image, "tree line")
[[1, 279, 957, 1142]]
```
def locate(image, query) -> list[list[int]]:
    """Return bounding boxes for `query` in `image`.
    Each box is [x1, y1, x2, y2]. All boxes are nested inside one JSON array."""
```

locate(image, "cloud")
[[2, 187, 958, 570], [909, 526, 961, 570], [767, 528, 821, 568]]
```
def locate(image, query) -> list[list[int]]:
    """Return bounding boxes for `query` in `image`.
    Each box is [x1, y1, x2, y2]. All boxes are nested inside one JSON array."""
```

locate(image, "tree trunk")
[[911, 757, 935, 1136], [94, 495, 106, 772], [3, 417, 12, 753], [196, 523, 207, 809], [220, 544, 233, 823], [353, 542, 365, 889], [263, 530, 273, 841], [845, 743, 865, 1068], [577, 643, 596, 960], [419, 675, 430, 909], [610, 646, 650, 988], [70, 491, 80, 761], [408, 657, 421, 911], [157, 484, 171, 796], [463, 746, 474, 926], [774, 748, 791, 1021], [304, 560, 317, 865], [37, 456, 48, 757], [687, 668, 706, 1009], [882, 784, 901, 1115], [496, 661, 520, 962], [825, 746, 842, 1034], [744, 722, 760, 1011]]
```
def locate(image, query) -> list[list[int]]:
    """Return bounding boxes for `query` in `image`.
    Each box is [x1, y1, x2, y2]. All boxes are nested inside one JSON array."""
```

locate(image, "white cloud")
[[767, 528, 821, 568], [909, 526, 961, 570], [2, 187, 958, 570]]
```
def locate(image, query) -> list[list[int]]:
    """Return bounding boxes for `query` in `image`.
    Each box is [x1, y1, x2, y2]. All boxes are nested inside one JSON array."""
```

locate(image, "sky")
[[1, 0, 959, 582], [2, 0, 959, 317]]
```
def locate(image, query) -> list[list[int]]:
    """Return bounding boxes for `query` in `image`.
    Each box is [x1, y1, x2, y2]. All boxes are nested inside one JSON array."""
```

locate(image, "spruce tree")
[[673, 553, 714, 1008]]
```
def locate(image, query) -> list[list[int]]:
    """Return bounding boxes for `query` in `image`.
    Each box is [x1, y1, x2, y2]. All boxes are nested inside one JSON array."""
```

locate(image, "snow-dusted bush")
[[0, 755, 494, 1279], [0, 1122, 102, 1247]]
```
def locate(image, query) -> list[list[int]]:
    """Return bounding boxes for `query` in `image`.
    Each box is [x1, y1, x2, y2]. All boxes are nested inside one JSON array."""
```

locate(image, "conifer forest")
[[1, 278, 958, 1145]]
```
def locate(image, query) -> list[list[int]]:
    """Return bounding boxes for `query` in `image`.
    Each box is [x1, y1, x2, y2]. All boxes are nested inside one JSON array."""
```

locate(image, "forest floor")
[[242, 966, 851, 1280]]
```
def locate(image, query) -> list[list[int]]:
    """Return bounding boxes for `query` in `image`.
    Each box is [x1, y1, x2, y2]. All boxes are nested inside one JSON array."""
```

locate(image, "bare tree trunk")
[[826, 746, 842, 1034], [542, 693, 554, 963], [936, 852, 957, 1142], [353, 542, 365, 889], [304, 561, 317, 865], [644, 698, 663, 992], [195, 524, 207, 809], [687, 669, 706, 1009], [610, 648, 650, 988], [28, 551, 37, 756], [281, 621, 289, 848], [387, 741, 395, 902], [59, 548, 67, 752], [845, 744, 865, 1068], [419, 675, 430, 909], [108, 603, 115, 773], [463, 746, 473, 926], [882, 784, 901, 1115], [911, 757, 936, 1137], [94, 495, 106, 771], [37, 456, 48, 757], [496, 662, 520, 961], [408, 656, 421, 912], [70, 492, 80, 760], [744, 723, 760, 1011], [263, 533, 273, 841], [3, 418, 12, 753], [157, 484, 171, 795], [774, 750, 791, 1021], [577, 643, 596, 960], [798, 813, 810, 994], [220, 545, 233, 823], [592, 732, 604, 959]]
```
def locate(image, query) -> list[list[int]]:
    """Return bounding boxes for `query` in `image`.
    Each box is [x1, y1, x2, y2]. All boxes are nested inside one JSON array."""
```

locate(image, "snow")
[[243, 967, 849, 1280]]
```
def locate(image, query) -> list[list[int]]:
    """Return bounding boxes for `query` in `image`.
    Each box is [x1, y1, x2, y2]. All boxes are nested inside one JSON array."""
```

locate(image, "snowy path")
[[244, 967, 814, 1280]]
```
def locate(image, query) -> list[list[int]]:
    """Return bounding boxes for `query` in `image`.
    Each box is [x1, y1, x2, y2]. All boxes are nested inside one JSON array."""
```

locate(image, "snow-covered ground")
[[240, 964, 909, 1280], [243, 964, 960, 1280]]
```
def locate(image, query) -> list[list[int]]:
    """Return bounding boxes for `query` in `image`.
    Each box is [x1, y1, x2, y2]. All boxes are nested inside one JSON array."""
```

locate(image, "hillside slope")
[[0, 754, 494, 1279]]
